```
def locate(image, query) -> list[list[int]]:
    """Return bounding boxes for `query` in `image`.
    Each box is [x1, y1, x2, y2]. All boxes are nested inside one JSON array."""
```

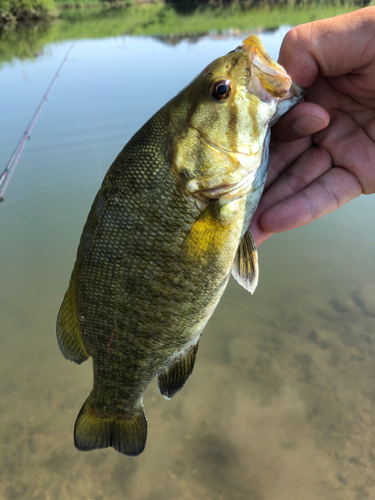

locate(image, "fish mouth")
[[239, 35, 304, 102], [185, 132, 261, 201], [196, 169, 258, 200]]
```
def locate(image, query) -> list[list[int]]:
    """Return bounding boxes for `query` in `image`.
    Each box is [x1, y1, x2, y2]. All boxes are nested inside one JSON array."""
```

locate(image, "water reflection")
[[0, 3, 360, 65], [1, 18, 375, 500]]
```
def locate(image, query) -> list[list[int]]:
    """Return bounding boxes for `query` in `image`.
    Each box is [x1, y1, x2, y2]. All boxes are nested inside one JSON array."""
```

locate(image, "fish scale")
[[57, 35, 303, 456]]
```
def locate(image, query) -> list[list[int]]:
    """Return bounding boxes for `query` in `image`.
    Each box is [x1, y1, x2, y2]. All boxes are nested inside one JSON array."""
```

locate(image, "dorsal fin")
[[231, 228, 259, 294]]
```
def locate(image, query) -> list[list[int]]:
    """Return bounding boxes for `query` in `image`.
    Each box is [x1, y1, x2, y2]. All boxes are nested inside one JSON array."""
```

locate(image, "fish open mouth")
[[240, 35, 304, 103]]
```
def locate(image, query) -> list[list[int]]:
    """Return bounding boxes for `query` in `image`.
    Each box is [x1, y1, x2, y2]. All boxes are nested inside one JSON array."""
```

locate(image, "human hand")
[[251, 7, 375, 246]]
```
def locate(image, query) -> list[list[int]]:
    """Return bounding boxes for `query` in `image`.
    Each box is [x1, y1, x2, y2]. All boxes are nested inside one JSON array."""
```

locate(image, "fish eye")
[[210, 79, 232, 100]]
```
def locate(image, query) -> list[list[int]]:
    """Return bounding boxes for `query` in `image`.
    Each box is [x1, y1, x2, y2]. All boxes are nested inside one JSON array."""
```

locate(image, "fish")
[[56, 35, 303, 457]]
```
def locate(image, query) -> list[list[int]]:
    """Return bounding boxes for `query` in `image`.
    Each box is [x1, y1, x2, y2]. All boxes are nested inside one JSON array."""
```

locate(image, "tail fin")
[[74, 395, 147, 457]]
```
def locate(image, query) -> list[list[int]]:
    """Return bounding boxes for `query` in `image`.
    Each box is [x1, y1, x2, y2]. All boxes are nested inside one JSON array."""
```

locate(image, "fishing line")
[[0, 43, 74, 202]]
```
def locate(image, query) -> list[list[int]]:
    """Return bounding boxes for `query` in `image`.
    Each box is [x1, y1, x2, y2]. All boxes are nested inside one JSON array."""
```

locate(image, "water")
[[1, 23, 375, 500]]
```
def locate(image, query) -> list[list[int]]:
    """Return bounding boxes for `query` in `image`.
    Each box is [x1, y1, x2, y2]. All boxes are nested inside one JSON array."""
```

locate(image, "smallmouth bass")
[[57, 35, 303, 456]]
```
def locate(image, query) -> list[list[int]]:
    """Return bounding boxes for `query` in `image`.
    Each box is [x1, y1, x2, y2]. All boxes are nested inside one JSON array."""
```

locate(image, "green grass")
[[1, 0, 370, 23], [56, 3, 362, 39], [0, 2, 368, 64]]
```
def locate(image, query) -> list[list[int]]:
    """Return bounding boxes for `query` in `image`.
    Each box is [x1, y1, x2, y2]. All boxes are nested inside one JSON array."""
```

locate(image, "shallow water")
[[1, 25, 375, 500]]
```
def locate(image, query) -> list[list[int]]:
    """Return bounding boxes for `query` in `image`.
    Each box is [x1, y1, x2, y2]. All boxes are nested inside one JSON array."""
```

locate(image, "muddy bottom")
[[1, 215, 374, 500]]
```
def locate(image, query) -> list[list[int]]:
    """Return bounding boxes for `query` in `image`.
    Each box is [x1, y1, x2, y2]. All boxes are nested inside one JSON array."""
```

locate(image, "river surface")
[[1, 21, 375, 500]]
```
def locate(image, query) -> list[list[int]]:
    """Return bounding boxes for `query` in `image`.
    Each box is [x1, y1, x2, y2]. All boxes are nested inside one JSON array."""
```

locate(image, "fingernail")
[[292, 116, 325, 136]]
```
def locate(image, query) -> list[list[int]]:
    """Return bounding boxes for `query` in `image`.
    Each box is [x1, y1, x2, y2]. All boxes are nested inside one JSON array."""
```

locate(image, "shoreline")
[[1, 0, 372, 25]]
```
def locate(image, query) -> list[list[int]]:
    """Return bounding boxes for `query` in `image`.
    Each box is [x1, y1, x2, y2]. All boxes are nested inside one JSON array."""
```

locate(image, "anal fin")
[[157, 342, 199, 400], [56, 279, 89, 364], [231, 228, 259, 294], [74, 394, 147, 457]]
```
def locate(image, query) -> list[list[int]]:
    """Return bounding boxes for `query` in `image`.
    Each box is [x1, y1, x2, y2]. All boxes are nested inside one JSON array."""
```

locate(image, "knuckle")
[[282, 26, 305, 50], [283, 171, 306, 194], [300, 189, 319, 221], [316, 176, 340, 209]]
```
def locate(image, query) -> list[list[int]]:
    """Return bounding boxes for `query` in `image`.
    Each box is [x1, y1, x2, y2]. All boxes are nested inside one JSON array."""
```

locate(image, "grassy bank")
[[0, 2, 370, 64], [1, 0, 372, 23], [56, 2, 363, 38]]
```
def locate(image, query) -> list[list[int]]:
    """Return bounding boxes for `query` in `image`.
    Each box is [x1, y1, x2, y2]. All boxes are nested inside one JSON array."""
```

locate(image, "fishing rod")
[[0, 43, 74, 202]]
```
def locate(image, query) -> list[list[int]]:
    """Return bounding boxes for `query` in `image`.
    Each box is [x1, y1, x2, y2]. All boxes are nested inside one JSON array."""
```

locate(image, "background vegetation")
[[0, 0, 55, 22], [0, 0, 373, 65], [1, 0, 373, 23]]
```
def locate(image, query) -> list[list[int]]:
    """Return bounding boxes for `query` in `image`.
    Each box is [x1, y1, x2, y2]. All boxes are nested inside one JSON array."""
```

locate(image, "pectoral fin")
[[181, 204, 224, 262], [231, 228, 259, 294], [56, 278, 90, 364], [181, 201, 238, 262], [157, 342, 199, 399]]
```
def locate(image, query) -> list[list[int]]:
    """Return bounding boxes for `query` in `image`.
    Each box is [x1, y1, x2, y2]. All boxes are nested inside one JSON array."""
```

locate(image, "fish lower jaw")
[[191, 170, 258, 201]]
